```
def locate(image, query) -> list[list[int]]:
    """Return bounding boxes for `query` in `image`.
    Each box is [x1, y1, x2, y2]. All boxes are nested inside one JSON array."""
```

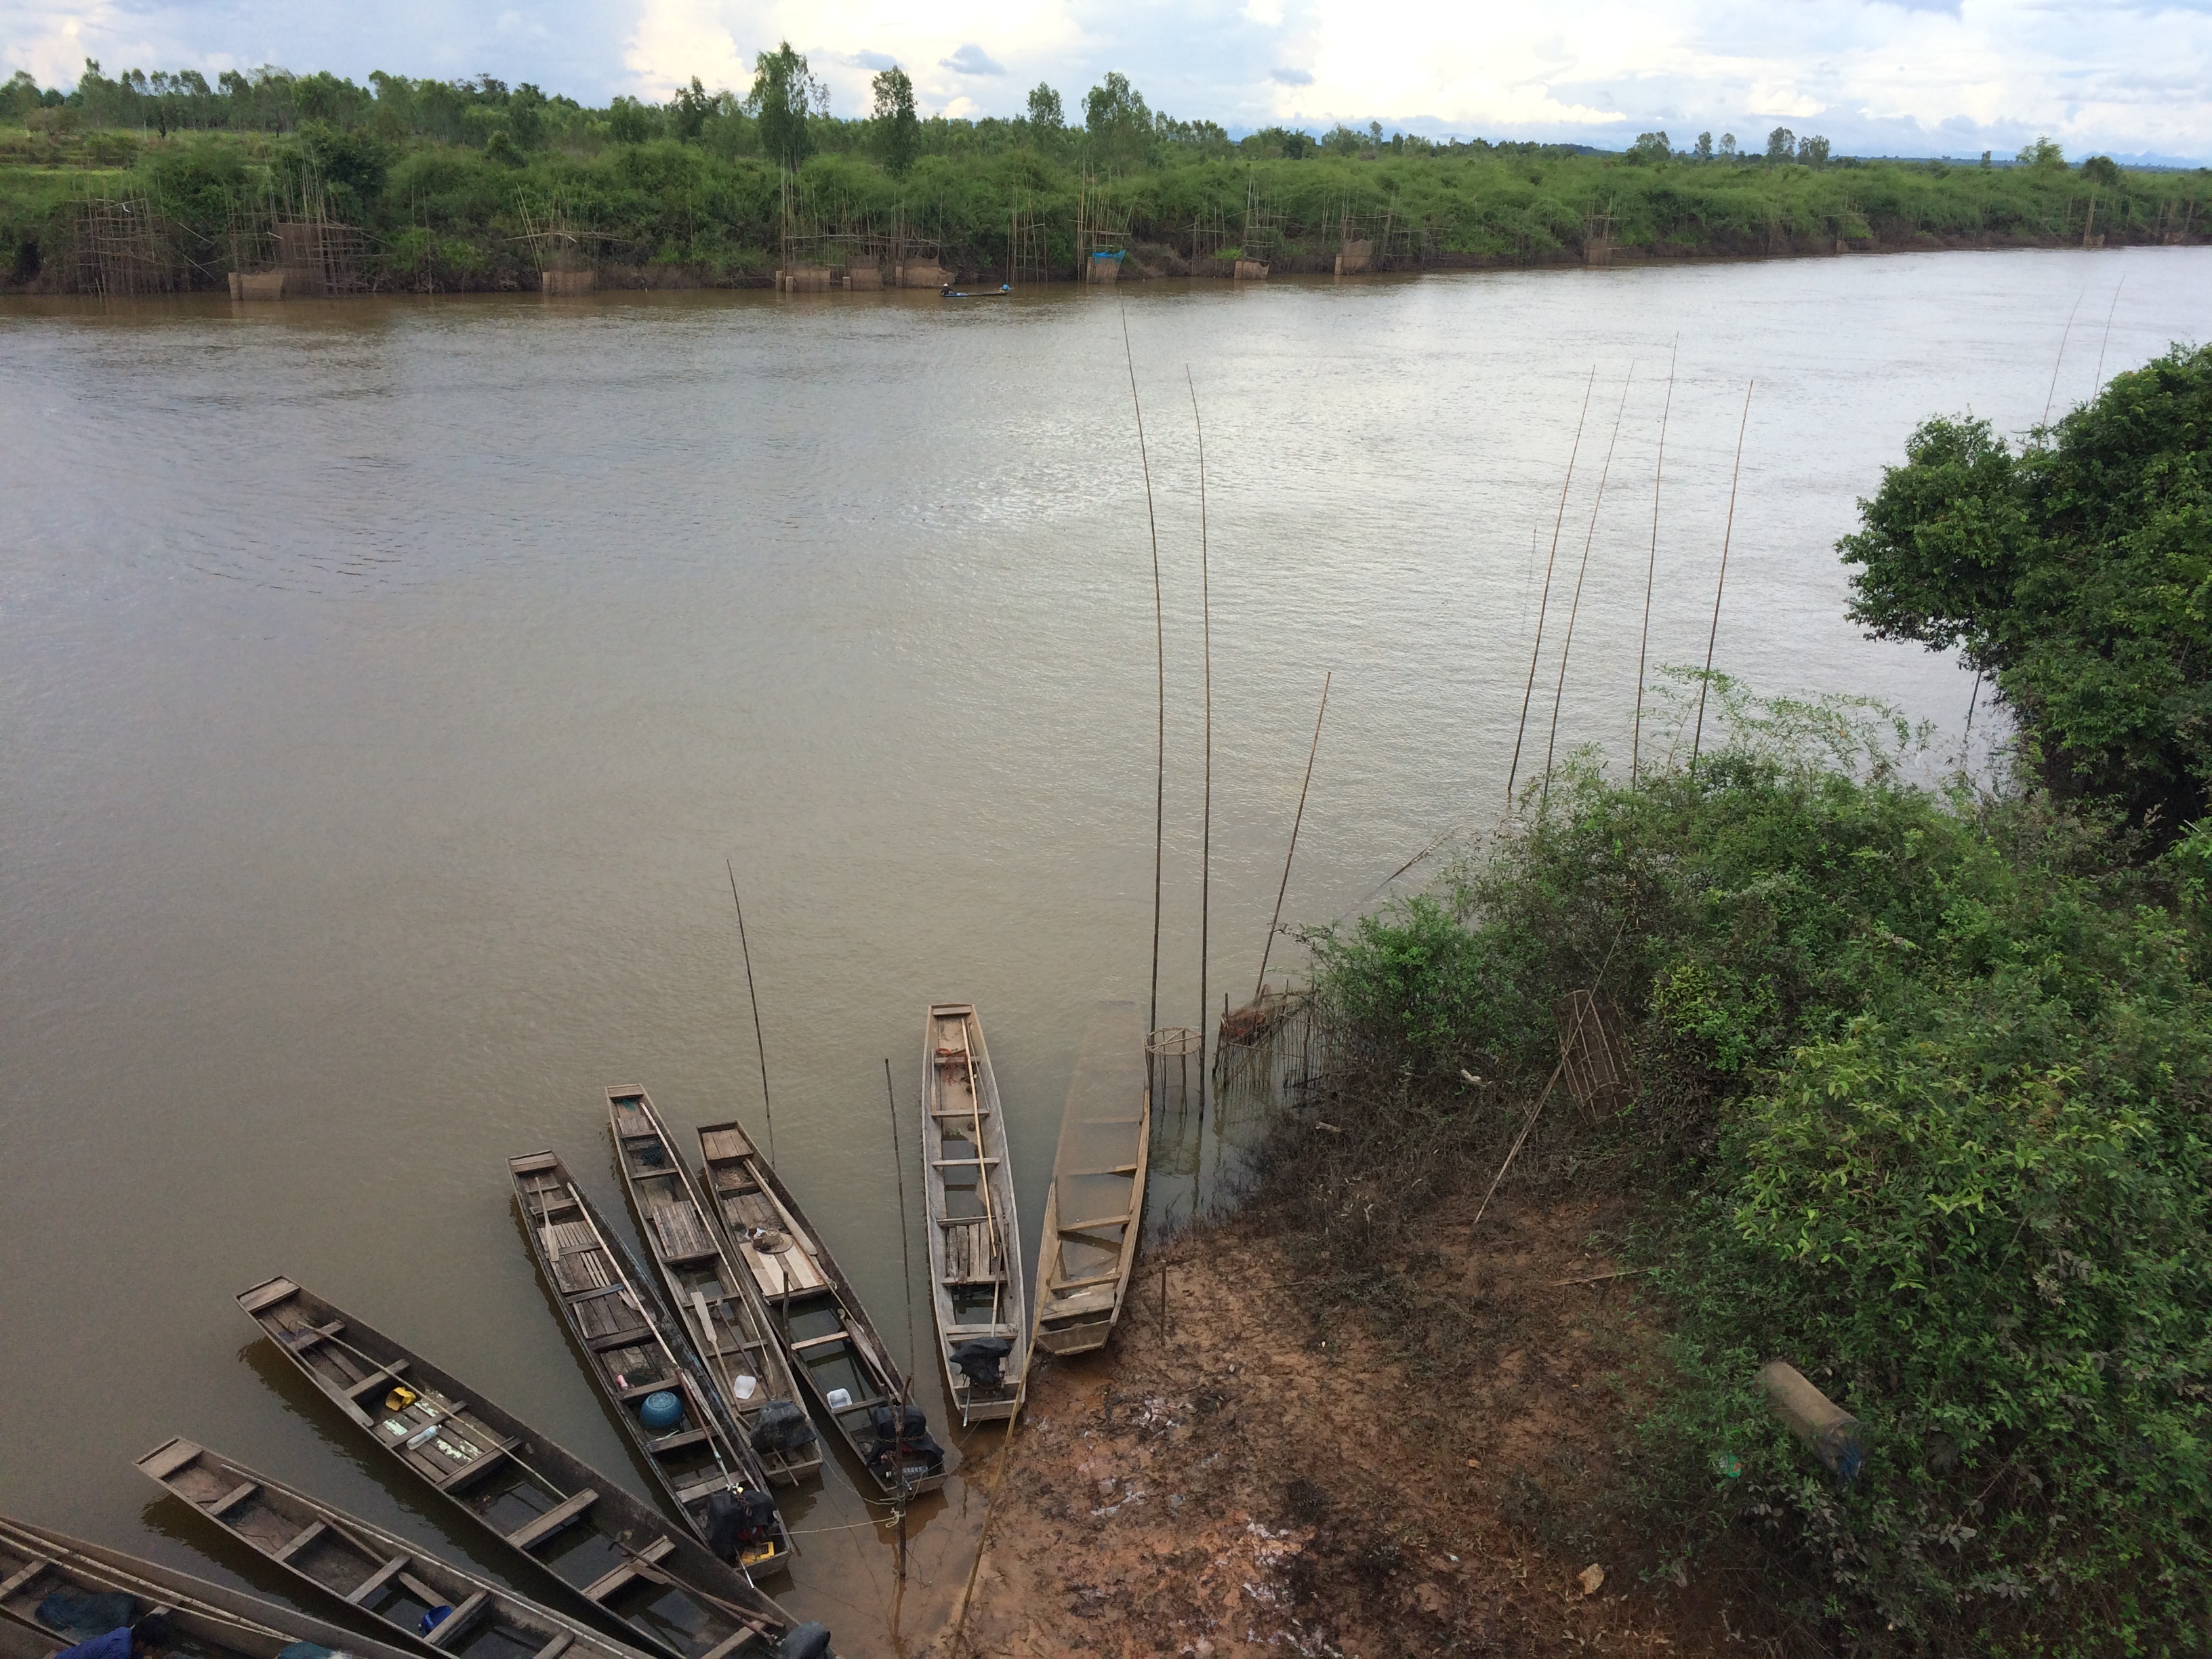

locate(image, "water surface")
[[3, 249, 2209, 1652]]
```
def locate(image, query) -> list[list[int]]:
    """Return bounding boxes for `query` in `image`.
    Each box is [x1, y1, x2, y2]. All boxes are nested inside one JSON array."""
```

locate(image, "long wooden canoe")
[[506, 1152, 795, 1572], [604, 1092, 819, 1489], [921, 1005, 1027, 1425], [234, 1277, 797, 1659], [1031, 1001, 1151, 1356], [138, 1439, 657, 1659], [694, 1120, 945, 1498], [0, 1514, 422, 1659]]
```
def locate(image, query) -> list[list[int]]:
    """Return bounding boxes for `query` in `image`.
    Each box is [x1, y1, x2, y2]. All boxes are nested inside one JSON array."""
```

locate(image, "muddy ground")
[[937, 1187, 1744, 1658]]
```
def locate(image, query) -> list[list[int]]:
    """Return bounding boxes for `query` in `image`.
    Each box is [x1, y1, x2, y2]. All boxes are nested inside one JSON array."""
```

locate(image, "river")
[[3, 247, 2209, 1654]]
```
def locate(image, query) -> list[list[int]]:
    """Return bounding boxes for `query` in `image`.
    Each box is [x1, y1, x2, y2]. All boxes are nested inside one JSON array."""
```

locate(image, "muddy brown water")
[[4, 251, 2210, 1655]]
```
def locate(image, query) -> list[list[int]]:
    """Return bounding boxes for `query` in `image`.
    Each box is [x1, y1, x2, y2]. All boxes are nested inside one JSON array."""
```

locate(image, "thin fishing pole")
[[1120, 298, 1168, 1067], [1189, 367, 1213, 1132], [1542, 363, 1635, 809], [1692, 382, 1755, 774], [882, 1059, 918, 1378], [1256, 671, 1330, 1001], [2043, 287, 2087, 428], [726, 859, 775, 1168], [2091, 271, 2127, 399], [1633, 337, 1677, 787], [1505, 367, 1597, 806]]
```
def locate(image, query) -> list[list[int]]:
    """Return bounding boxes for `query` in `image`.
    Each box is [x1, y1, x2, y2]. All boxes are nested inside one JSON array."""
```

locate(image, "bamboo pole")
[[1256, 672, 1330, 1000], [726, 860, 775, 1168], [1119, 300, 1168, 1064], [1542, 364, 1635, 808], [1633, 340, 1677, 787], [1506, 367, 1597, 806], [1691, 382, 1755, 774], [1190, 367, 1214, 1134]]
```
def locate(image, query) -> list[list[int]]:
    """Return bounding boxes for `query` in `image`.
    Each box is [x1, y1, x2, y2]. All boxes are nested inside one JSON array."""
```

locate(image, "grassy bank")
[[4, 98, 2208, 293], [1262, 353, 2212, 1654]]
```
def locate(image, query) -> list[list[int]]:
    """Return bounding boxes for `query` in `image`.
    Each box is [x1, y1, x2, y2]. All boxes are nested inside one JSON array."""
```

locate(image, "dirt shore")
[[939, 1187, 1734, 1658]]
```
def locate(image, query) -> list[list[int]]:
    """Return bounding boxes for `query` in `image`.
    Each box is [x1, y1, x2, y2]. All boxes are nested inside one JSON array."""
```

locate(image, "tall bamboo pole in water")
[[1542, 364, 1635, 808], [1633, 340, 1677, 787], [1256, 672, 1330, 1000], [1119, 300, 1167, 1059], [726, 859, 775, 1168], [1506, 367, 1597, 806], [1189, 369, 1213, 1129], [1692, 383, 1755, 774]]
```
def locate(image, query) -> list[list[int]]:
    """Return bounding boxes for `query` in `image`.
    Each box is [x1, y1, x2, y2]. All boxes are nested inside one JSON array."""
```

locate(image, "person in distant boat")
[[56, 1612, 172, 1659]]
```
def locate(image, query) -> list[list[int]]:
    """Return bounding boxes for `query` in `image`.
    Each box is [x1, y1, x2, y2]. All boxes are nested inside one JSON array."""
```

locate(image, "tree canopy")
[[1842, 343, 2212, 832]]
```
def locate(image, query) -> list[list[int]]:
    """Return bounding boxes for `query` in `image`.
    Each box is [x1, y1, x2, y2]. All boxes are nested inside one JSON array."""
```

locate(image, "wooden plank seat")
[[420, 1590, 488, 1647], [271, 1521, 325, 1563], [0, 1559, 52, 1602], [504, 1490, 596, 1552], [341, 1554, 413, 1604], [579, 1536, 673, 1603]]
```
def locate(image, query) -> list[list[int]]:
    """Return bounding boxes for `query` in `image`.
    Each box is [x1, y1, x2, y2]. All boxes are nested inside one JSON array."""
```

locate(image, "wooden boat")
[[137, 1439, 655, 1659], [507, 1151, 797, 1565], [0, 1514, 424, 1659], [694, 1120, 944, 1498], [604, 1092, 820, 1488], [1031, 1001, 1151, 1356], [234, 1276, 798, 1659], [921, 1004, 1027, 1424]]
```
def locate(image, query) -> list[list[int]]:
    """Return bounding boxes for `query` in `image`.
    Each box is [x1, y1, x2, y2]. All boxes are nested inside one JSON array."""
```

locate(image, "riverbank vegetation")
[[1271, 346, 2212, 1653], [3, 54, 2208, 292]]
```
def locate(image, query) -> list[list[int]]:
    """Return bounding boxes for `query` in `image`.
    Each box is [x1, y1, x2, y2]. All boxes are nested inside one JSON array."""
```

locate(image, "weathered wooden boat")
[[1031, 1001, 1151, 1356], [921, 1004, 1028, 1424], [0, 1514, 422, 1659], [507, 1151, 796, 1567], [138, 1439, 656, 1659], [694, 1120, 945, 1498], [604, 1092, 819, 1489], [234, 1276, 800, 1659]]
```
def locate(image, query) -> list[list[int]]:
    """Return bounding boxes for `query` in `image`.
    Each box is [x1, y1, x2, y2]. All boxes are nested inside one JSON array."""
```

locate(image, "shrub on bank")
[[1305, 716, 2212, 1650]]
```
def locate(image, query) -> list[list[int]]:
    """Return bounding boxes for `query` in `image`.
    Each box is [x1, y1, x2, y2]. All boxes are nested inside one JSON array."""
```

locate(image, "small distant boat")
[[234, 1276, 798, 1659], [938, 284, 1012, 298], [0, 1513, 421, 1659], [137, 1439, 650, 1659], [922, 1004, 1028, 1424], [695, 1120, 946, 1498], [507, 1150, 798, 1574], [1032, 1001, 1151, 1356], [605, 1091, 822, 1489]]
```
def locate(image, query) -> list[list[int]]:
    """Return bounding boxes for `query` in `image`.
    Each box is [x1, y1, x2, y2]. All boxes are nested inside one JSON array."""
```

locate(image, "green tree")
[[2019, 133, 2065, 168], [1025, 82, 1063, 130], [871, 64, 920, 176], [1629, 129, 1671, 163], [747, 41, 825, 171], [1084, 70, 1151, 169], [606, 96, 655, 144], [1765, 125, 1795, 160], [669, 75, 713, 142], [1692, 130, 1713, 161], [2081, 152, 2122, 186], [1840, 344, 2212, 830]]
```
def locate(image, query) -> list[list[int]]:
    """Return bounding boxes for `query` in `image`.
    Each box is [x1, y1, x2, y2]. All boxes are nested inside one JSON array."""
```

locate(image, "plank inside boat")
[[1032, 1000, 1151, 1357], [605, 1092, 823, 1492], [136, 1437, 655, 1659], [695, 1121, 947, 1498], [232, 1275, 797, 1659], [921, 1004, 1028, 1425], [0, 1515, 425, 1659], [508, 1150, 797, 1580]]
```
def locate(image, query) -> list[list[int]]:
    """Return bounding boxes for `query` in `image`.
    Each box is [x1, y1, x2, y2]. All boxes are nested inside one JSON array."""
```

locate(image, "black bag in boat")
[[750, 1396, 819, 1454], [949, 1336, 1012, 1390], [864, 1401, 945, 1479], [777, 1624, 834, 1659], [704, 1487, 779, 1559]]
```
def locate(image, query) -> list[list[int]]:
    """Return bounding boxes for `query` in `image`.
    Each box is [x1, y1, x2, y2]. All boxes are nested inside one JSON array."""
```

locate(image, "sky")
[[5, 0, 2211, 164]]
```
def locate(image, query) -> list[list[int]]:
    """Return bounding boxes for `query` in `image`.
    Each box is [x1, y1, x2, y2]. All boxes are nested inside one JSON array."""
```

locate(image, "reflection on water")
[[3, 253, 2211, 1654]]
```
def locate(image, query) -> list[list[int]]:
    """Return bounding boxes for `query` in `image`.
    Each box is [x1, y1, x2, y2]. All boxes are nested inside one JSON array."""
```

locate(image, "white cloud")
[[3, 0, 2208, 159]]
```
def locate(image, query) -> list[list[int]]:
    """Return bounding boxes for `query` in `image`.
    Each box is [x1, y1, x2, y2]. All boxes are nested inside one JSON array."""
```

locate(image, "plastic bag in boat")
[[777, 1624, 834, 1659], [864, 1401, 945, 1480], [749, 1397, 818, 1454], [705, 1488, 778, 1559], [949, 1336, 1012, 1389]]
